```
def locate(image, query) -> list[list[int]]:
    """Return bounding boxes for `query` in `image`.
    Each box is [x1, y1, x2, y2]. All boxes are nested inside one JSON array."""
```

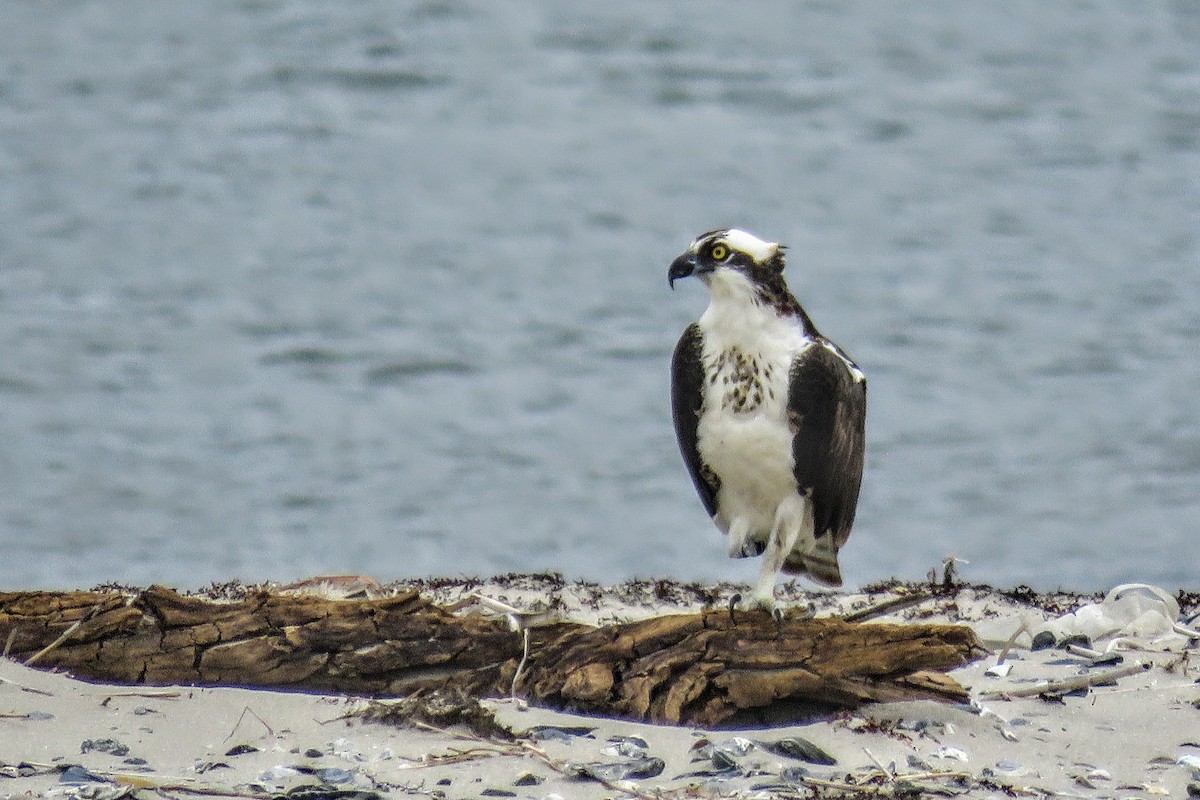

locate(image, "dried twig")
[[0, 675, 54, 696], [102, 689, 183, 699], [519, 740, 657, 800], [792, 769, 973, 798], [410, 720, 517, 751], [102, 772, 263, 798], [863, 746, 894, 778], [408, 717, 656, 800], [979, 661, 1149, 699], [841, 591, 932, 623], [512, 626, 531, 700], [993, 618, 1030, 666], [24, 602, 107, 666], [223, 705, 274, 742]]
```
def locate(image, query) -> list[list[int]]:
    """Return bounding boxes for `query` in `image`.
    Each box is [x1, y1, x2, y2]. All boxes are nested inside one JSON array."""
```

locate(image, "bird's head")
[[667, 228, 787, 291]]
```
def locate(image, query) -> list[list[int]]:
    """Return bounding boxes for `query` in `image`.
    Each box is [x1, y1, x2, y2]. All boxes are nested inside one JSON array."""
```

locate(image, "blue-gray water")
[[2, 2, 1198, 591]]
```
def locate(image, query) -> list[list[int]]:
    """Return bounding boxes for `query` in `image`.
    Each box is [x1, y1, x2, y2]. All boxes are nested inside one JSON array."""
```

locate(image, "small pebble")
[[566, 756, 665, 782], [779, 765, 810, 784], [513, 772, 542, 786], [60, 765, 111, 784], [282, 787, 383, 800], [305, 748, 325, 759], [1031, 631, 1056, 650], [316, 767, 354, 784], [480, 790, 516, 798], [194, 761, 231, 774], [759, 736, 837, 766], [225, 744, 259, 757], [708, 749, 741, 772]]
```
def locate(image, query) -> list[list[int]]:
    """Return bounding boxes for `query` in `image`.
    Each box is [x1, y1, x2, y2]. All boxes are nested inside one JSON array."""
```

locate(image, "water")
[[2, 1, 1198, 592]]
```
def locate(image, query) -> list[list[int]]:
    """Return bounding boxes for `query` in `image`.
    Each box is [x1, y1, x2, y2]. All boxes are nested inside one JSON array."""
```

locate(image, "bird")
[[668, 228, 866, 613]]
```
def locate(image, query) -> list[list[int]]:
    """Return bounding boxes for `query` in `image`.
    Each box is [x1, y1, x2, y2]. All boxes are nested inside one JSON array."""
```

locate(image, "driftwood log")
[[0, 585, 985, 727]]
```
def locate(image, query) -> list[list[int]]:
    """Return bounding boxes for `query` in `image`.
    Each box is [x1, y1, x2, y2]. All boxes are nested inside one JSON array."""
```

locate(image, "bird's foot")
[[727, 591, 814, 626]]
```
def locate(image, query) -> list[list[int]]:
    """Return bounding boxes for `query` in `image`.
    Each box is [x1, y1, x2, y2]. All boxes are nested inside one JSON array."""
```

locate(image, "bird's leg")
[[749, 501, 808, 618], [750, 530, 789, 613], [750, 564, 782, 613]]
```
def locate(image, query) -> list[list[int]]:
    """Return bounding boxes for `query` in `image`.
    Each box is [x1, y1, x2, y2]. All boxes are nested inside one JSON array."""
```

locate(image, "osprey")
[[668, 228, 866, 612]]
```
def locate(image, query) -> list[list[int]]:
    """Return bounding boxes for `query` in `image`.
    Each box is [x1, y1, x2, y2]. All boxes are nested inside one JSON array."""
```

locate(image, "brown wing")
[[788, 341, 866, 549], [670, 323, 719, 517]]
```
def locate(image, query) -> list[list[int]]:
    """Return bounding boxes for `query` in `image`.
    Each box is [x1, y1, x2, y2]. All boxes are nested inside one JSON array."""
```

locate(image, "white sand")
[[2, 578, 1198, 799]]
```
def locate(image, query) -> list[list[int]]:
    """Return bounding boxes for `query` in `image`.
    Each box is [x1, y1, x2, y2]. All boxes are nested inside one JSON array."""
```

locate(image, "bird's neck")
[[701, 270, 816, 338]]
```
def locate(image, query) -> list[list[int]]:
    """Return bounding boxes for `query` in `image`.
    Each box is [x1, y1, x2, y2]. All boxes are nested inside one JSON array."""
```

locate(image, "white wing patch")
[[822, 340, 865, 383]]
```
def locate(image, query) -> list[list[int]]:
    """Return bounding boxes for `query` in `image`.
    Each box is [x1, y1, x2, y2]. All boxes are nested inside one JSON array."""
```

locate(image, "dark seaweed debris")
[[566, 756, 666, 782], [354, 689, 514, 741], [759, 737, 837, 765]]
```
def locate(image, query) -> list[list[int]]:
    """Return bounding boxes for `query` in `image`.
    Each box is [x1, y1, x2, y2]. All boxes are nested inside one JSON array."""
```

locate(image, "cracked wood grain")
[[0, 586, 984, 727]]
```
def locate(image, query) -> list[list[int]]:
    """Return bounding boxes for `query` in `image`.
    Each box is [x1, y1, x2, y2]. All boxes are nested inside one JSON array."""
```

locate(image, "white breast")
[[694, 275, 813, 544]]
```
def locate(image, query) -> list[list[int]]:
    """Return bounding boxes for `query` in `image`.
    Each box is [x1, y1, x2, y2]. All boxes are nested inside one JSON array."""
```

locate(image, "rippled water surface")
[[2, 2, 1198, 590]]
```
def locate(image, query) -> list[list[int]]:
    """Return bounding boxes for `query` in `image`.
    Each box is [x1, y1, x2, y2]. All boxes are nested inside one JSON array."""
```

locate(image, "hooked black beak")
[[668, 253, 698, 289]]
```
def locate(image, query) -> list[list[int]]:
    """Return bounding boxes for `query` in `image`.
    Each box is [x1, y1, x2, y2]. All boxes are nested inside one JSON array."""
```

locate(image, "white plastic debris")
[[931, 745, 969, 763], [985, 661, 1013, 677], [720, 736, 757, 756], [328, 737, 362, 760], [1032, 584, 1193, 649], [993, 759, 1027, 776], [602, 735, 650, 759]]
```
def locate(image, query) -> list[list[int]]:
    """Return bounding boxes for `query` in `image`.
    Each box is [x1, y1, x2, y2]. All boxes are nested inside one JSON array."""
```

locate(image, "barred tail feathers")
[[783, 531, 843, 587]]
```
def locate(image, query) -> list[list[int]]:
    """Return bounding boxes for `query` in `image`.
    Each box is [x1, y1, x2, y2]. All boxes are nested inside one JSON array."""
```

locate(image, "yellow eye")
[[710, 243, 728, 261]]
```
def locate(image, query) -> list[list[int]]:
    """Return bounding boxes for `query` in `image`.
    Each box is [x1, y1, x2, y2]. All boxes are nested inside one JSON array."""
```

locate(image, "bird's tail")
[[784, 533, 843, 587]]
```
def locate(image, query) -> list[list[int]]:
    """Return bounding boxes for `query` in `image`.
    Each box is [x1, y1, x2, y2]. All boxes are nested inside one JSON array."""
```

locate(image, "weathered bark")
[[0, 586, 985, 727]]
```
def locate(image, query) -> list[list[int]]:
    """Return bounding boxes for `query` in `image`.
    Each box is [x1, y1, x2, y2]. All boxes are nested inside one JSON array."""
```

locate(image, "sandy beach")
[[2, 575, 1198, 799]]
